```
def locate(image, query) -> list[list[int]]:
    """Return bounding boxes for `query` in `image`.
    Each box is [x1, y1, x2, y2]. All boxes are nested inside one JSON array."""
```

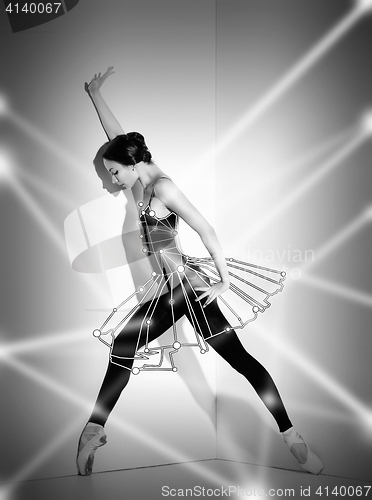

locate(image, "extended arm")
[[155, 179, 230, 306], [85, 67, 125, 140]]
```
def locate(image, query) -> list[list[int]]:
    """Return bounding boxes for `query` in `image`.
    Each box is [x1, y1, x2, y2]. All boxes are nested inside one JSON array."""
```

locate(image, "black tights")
[[89, 280, 292, 433]]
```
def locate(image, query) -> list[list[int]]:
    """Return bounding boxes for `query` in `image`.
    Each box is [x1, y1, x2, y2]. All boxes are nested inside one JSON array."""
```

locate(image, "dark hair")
[[102, 132, 152, 166]]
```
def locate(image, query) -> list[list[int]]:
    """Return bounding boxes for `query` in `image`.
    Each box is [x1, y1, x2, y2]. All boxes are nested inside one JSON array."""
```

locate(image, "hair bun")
[[142, 150, 152, 163], [103, 131, 153, 166], [127, 131, 145, 144], [127, 132, 152, 163]]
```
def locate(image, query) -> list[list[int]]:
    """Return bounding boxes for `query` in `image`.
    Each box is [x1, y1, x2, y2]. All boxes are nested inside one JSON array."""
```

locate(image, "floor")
[[3, 459, 372, 500]]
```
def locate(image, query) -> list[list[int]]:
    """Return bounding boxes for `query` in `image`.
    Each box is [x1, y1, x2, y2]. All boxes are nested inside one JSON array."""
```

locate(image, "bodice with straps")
[[137, 176, 185, 277], [137, 177, 205, 286]]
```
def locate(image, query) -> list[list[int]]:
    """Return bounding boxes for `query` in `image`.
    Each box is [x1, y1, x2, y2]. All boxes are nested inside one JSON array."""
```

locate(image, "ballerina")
[[76, 67, 323, 477]]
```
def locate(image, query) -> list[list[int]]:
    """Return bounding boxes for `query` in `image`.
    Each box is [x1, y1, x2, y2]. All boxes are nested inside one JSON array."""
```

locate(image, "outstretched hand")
[[194, 281, 230, 308], [85, 66, 115, 94]]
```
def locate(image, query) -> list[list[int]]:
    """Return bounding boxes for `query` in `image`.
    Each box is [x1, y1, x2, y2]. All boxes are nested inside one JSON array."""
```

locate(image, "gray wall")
[[1, 0, 371, 490]]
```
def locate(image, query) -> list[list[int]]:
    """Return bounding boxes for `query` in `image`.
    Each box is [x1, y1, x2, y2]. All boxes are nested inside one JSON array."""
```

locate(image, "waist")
[[146, 249, 186, 276]]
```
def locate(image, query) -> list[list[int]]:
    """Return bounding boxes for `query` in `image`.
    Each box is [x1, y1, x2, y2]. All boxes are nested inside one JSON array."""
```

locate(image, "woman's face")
[[103, 159, 138, 190]]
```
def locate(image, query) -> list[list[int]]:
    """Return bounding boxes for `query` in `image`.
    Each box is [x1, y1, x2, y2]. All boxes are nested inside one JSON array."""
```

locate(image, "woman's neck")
[[137, 162, 165, 191]]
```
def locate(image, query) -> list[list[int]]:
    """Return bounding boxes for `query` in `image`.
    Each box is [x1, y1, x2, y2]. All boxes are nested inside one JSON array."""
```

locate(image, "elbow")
[[200, 224, 216, 242], [207, 224, 216, 237]]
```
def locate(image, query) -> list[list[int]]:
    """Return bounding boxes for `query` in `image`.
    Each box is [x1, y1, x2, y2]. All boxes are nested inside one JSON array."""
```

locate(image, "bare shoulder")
[[154, 176, 212, 232], [147, 177, 180, 217], [153, 176, 200, 215], [153, 177, 180, 200]]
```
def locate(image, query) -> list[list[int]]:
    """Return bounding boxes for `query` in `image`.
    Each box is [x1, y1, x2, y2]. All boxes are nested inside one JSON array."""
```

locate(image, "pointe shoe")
[[282, 427, 324, 474], [76, 422, 107, 476]]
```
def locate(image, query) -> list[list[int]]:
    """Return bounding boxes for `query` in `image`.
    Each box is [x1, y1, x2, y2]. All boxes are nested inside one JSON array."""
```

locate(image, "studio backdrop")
[[0, 0, 371, 487]]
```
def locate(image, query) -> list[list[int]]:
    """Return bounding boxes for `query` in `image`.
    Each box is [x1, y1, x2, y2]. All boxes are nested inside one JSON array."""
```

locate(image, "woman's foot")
[[76, 422, 107, 476], [282, 427, 324, 474]]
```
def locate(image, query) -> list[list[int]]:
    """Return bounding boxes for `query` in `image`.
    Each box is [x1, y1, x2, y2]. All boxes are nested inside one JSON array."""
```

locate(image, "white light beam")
[[0, 330, 88, 357], [0, 148, 14, 181], [233, 125, 358, 199], [301, 209, 369, 274], [357, 0, 372, 13], [11, 180, 67, 254], [10, 180, 109, 304], [10, 111, 92, 183], [2, 355, 231, 487], [252, 323, 372, 425], [0, 93, 9, 117], [198, 5, 364, 167], [245, 130, 366, 240], [18, 169, 78, 211], [301, 274, 372, 307]]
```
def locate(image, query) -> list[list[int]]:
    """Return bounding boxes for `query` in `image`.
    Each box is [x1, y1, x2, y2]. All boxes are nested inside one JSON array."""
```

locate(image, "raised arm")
[[85, 66, 125, 140], [154, 179, 230, 307]]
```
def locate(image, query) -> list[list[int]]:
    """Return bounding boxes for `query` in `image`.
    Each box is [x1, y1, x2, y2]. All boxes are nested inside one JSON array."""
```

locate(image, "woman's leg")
[[89, 282, 189, 426], [206, 329, 292, 432], [188, 294, 323, 473], [187, 288, 292, 432], [89, 303, 172, 425], [77, 285, 186, 475]]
